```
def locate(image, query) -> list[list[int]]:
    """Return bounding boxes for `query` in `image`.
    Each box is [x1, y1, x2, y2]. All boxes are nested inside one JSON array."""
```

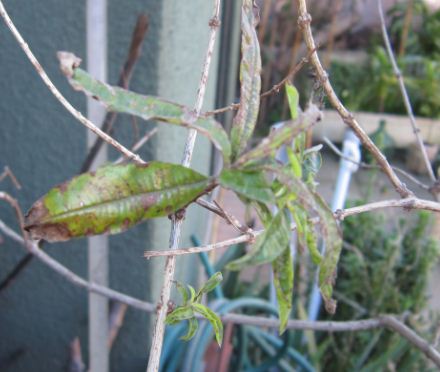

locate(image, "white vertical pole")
[[86, 1, 109, 371]]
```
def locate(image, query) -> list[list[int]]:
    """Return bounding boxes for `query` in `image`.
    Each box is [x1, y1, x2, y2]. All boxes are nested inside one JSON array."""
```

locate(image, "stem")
[[146, 1, 222, 371], [1, 218, 439, 367], [295, 0, 412, 198], [377, 0, 436, 182]]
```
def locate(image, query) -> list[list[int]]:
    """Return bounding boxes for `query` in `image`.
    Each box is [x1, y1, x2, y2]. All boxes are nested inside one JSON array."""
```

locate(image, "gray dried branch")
[[144, 196, 440, 258], [295, 0, 412, 198], [146, 1, 222, 370], [0, 166, 21, 189], [377, 0, 436, 182], [323, 137, 431, 191], [1, 217, 439, 367], [80, 14, 150, 172]]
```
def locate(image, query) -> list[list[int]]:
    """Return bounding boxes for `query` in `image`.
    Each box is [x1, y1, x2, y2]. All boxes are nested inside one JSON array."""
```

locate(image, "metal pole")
[[87, 1, 109, 371]]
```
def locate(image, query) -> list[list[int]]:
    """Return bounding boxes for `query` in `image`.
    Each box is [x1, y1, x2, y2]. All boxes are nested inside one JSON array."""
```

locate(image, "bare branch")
[[196, 198, 254, 235], [377, 0, 436, 182], [0, 1, 144, 165], [113, 128, 158, 164], [1, 218, 439, 367], [0, 166, 21, 189], [145, 195, 440, 258], [0, 191, 27, 239], [207, 50, 312, 117], [336, 197, 440, 219], [295, 0, 412, 198], [80, 14, 150, 173], [323, 137, 431, 192], [0, 218, 155, 313], [147, 1, 222, 370]]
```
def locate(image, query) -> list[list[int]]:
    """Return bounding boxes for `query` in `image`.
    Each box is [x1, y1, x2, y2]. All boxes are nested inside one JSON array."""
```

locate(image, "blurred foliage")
[[330, 1, 440, 118], [318, 208, 439, 371]]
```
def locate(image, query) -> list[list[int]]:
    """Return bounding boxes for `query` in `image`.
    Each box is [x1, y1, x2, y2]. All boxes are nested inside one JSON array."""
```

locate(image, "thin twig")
[[377, 0, 436, 182], [0, 218, 438, 367], [113, 128, 158, 164], [323, 137, 431, 191], [0, 1, 144, 165], [207, 51, 311, 116], [196, 198, 253, 235], [145, 195, 440, 258], [146, 2, 222, 371], [80, 14, 149, 172], [0, 218, 155, 313], [0, 191, 27, 239], [336, 197, 440, 220], [108, 302, 129, 349], [295, 0, 412, 198], [0, 166, 21, 189]]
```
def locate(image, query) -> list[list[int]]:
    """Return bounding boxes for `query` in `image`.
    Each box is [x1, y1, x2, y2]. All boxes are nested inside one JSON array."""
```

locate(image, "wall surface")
[[0, 0, 218, 371]]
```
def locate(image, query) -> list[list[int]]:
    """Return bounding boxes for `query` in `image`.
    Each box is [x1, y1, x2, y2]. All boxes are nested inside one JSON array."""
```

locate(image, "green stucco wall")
[[0, 1, 218, 371]]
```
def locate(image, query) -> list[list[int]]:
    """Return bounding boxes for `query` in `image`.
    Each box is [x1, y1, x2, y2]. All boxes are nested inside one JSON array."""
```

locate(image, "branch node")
[[209, 16, 221, 29], [297, 13, 312, 29], [57, 51, 82, 77]]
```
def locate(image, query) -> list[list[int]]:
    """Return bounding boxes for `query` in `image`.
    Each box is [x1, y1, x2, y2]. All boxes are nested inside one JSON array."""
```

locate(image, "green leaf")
[[24, 162, 213, 242], [314, 193, 342, 314], [235, 105, 322, 167], [305, 220, 322, 265], [272, 246, 294, 334], [197, 272, 223, 299], [192, 303, 223, 346], [175, 281, 190, 305], [230, 0, 262, 161], [226, 210, 290, 270], [219, 169, 274, 204], [57, 52, 231, 165], [286, 147, 302, 178], [285, 82, 299, 120], [166, 306, 195, 325], [188, 285, 197, 303], [180, 317, 199, 341], [276, 171, 342, 313]]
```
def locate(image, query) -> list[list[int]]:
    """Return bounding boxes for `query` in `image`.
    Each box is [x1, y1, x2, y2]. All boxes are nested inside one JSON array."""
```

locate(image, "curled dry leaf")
[[24, 163, 214, 242]]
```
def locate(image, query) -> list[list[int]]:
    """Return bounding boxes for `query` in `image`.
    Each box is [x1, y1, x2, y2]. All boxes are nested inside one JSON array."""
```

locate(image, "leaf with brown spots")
[[230, 0, 262, 161], [24, 162, 213, 242], [57, 52, 231, 165]]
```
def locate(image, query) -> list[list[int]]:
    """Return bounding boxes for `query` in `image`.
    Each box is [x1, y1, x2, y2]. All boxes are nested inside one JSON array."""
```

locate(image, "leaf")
[[197, 272, 223, 299], [180, 317, 199, 341], [305, 219, 322, 265], [272, 246, 294, 334], [286, 147, 302, 178], [175, 281, 189, 305], [230, 0, 262, 161], [57, 52, 231, 165], [188, 285, 197, 303], [226, 210, 290, 270], [276, 171, 342, 314], [192, 303, 223, 346], [314, 193, 342, 314], [235, 105, 322, 167], [285, 82, 299, 120], [219, 169, 274, 204], [166, 306, 195, 325], [24, 162, 213, 242]]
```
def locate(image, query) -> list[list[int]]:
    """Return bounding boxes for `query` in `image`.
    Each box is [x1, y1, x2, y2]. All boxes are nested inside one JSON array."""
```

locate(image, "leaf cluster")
[[166, 272, 224, 346], [23, 0, 341, 344]]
